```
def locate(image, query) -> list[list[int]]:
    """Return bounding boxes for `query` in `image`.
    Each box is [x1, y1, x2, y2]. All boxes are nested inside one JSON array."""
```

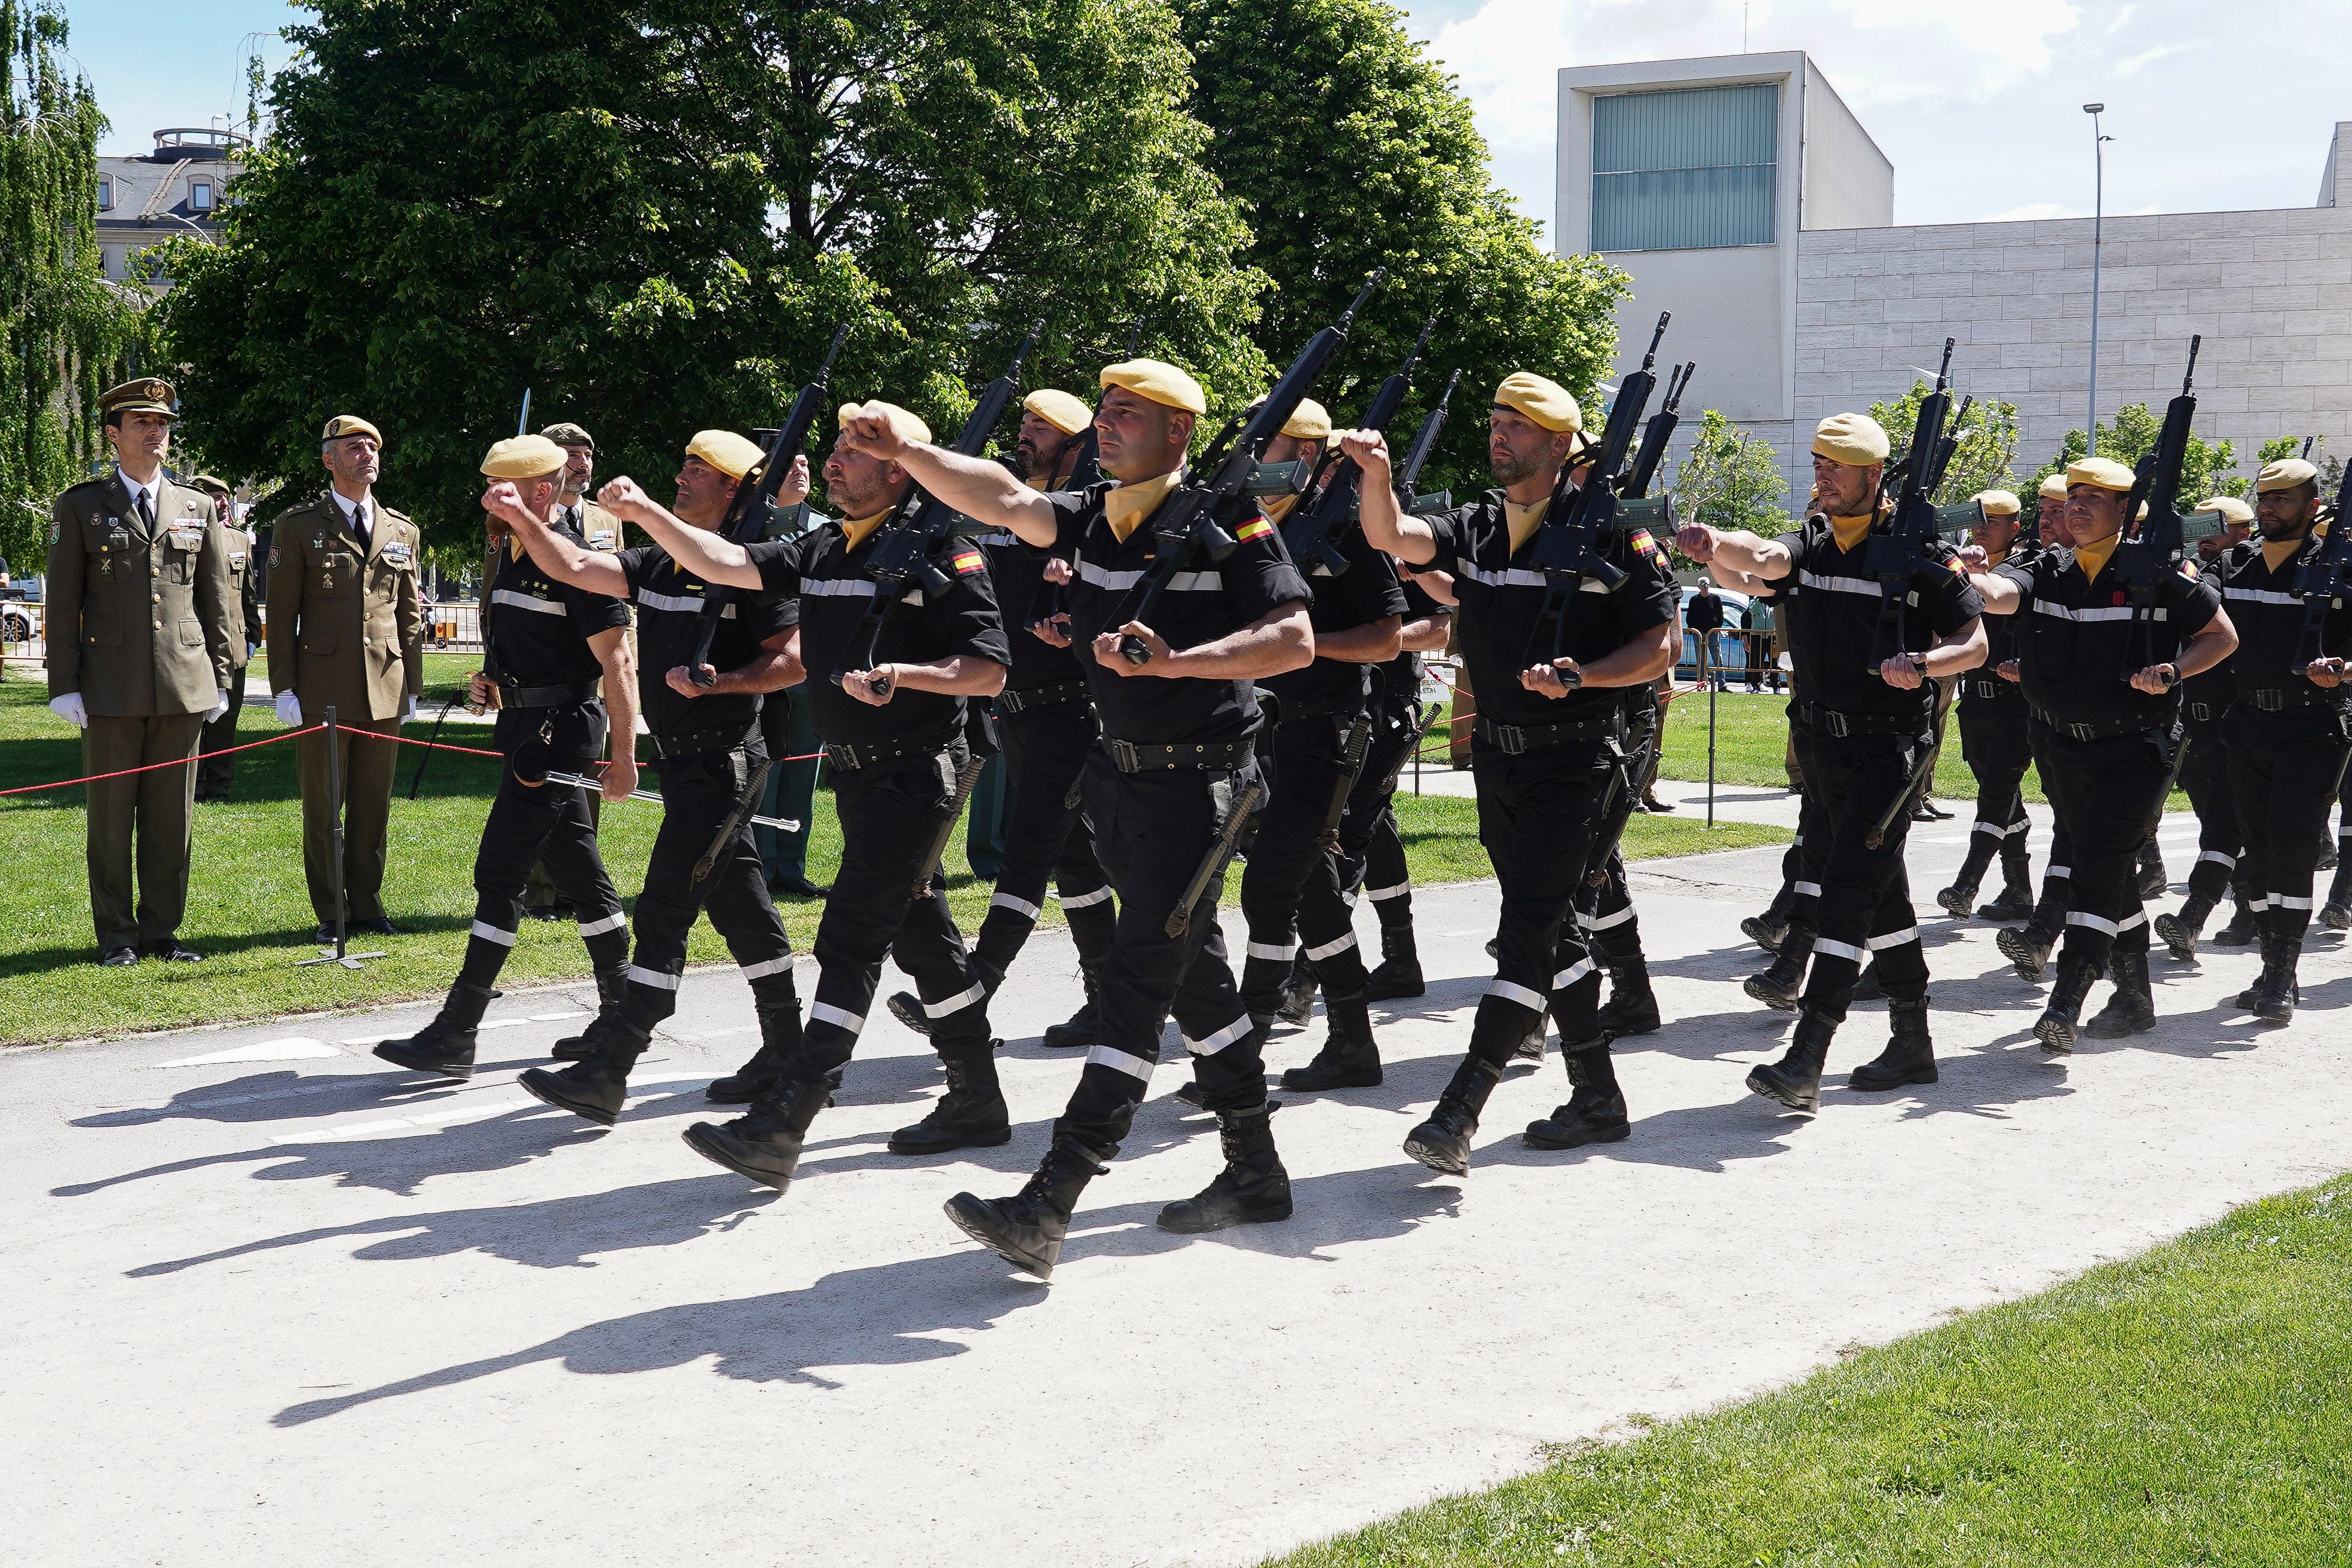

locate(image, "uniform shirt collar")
[[332, 488, 373, 527], [115, 468, 157, 516], [2073, 531, 2120, 581]]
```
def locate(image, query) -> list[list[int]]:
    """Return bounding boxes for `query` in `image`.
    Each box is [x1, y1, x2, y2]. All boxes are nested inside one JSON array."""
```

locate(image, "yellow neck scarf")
[[2262, 537, 2304, 572], [1260, 494, 1300, 527], [507, 535, 523, 562], [1830, 514, 1873, 552], [2074, 531, 2120, 581], [1103, 468, 1183, 544], [1505, 497, 1549, 553], [1986, 545, 2008, 569], [840, 511, 890, 552]]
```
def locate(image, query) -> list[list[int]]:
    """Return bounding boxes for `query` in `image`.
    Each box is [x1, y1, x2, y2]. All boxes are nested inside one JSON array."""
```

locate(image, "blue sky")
[[65, 0, 2352, 247]]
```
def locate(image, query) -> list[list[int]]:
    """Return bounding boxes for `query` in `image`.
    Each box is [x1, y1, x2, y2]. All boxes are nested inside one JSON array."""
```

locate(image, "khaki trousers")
[[82, 712, 206, 952], [298, 715, 402, 923]]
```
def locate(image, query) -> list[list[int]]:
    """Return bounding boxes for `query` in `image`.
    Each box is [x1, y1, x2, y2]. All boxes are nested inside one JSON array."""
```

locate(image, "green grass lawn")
[[1266, 1174, 2352, 1567], [0, 679, 1784, 1048]]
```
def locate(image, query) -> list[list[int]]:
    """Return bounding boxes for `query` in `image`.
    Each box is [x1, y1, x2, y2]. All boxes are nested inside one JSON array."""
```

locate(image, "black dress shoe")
[[312, 923, 336, 945], [98, 947, 140, 967], [767, 875, 828, 898], [357, 916, 402, 936], [142, 939, 204, 962]]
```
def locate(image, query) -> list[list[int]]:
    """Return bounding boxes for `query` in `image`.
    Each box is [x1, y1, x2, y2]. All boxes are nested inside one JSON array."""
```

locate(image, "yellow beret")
[[2066, 457, 2136, 493], [2038, 473, 2071, 502], [1811, 413, 1890, 467], [1101, 359, 1207, 416], [1281, 399, 1331, 442], [1974, 489, 2022, 517], [323, 414, 381, 445], [1493, 372, 1582, 434], [2198, 496, 2255, 524], [100, 378, 176, 418], [685, 430, 768, 482], [2256, 457, 2320, 494], [837, 400, 932, 447], [1022, 390, 1092, 437], [480, 434, 568, 480]]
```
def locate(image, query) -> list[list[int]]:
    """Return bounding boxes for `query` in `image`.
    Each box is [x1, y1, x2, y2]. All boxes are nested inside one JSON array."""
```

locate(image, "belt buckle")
[[829, 742, 862, 770], [2068, 722, 2095, 742], [1493, 722, 1526, 755], [2256, 690, 2282, 712], [1825, 711, 1850, 739], [1107, 737, 1143, 773]]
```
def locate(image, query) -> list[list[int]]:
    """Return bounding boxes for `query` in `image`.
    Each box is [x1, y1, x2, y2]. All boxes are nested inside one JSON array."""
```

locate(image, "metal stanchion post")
[[1705, 641, 1718, 829], [298, 705, 385, 969]]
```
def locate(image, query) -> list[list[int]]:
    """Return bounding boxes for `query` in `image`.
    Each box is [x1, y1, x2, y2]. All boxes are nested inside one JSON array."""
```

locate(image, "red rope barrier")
[[0, 725, 323, 797]]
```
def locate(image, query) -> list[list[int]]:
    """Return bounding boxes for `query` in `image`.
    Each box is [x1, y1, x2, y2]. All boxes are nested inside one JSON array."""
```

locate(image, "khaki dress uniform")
[[45, 430, 238, 954], [267, 491, 425, 925]]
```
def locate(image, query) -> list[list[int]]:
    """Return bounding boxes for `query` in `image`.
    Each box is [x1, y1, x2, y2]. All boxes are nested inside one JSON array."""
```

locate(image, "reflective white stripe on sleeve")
[[1814, 936, 1868, 962], [1183, 1015, 1255, 1055], [810, 1000, 866, 1033], [1486, 978, 1546, 1011], [990, 892, 1043, 920], [1304, 932, 1358, 961], [738, 955, 793, 981], [1365, 880, 1412, 901], [2063, 911, 2120, 935], [576, 910, 627, 937], [469, 920, 518, 947], [924, 981, 988, 1018], [633, 589, 708, 614], [1866, 926, 1921, 950], [626, 964, 682, 990], [1793, 881, 1823, 898], [1056, 885, 1114, 909], [1086, 1044, 1154, 1083], [1247, 941, 1299, 961], [491, 589, 569, 616]]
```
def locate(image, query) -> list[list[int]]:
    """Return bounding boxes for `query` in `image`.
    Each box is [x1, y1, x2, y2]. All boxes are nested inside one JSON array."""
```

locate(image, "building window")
[[189, 179, 214, 212], [1591, 83, 1778, 251], [97, 176, 112, 210]]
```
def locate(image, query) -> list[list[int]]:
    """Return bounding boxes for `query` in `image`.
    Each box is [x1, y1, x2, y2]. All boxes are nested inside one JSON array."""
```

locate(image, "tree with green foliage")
[[0, 0, 142, 574], [1173, 0, 1629, 494], [1865, 382, 2020, 504], [2028, 406, 2238, 506], [1671, 409, 1790, 558], [157, 0, 1270, 548]]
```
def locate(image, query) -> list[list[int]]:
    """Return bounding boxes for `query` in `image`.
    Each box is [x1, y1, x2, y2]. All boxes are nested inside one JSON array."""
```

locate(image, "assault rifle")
[[2109, 335, 2201, 677], [1282, 316, 1435, 578], [1116, 271, 1385, 664], [1520, 310, 1672, 670], [2287, 449, 2352, 670], [832, 321, 1040, 692], [1858, 336, 1962, 670], [1622, 360, 1694, 501], [1393, 367, 1461, 513], [686, 323, 850, 686]]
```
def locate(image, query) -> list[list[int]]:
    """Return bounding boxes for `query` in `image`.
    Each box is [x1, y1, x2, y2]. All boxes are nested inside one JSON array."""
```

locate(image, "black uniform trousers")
[[2176, 709, 2244, 906], [1239, 712, 1376, 1015], [1574, 689, 1664, 963], [2031, 719, 2167, 974], [970, 696, 1115, 982], [1334, 689, 1426, 932], [2224, 703, 2351, 944], [1956, 690, 2033, 857], [619, 739, 797, 1030], [1778, 786, 1829, 929], [458, 704, 630, 991], [1790, 724, 1930, 1024], [1058, 757, 1269, 1155], [788, 745, 995, 1074], [1466, 737, 1613, 1062]]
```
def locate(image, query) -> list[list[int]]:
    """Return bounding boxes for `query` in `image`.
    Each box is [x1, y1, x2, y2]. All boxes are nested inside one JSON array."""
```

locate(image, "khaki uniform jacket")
[[225, 523, 263, 672], [266, 495, 425, 722], [45, 471, 237, 716]]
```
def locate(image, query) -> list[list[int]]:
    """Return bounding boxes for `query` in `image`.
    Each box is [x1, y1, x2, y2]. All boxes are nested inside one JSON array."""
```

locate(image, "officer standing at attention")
[[1934, 490, 2040, 922], [1959, 457, 2234, 1052], [373, 437, 641, 1079], [2209, 457, 2349, 1021], [187, 476, 262, 804], [267, 415, 425, 941], [1356, 372, 1679, 1168], [2154, 495, 2259, 957], [1679, 413, 1986, 1112], [485, 431, 804, 1119], [44, 378, 237, 964], [858, 358, 1312, 1278], [602, 403, 1016, 1189]]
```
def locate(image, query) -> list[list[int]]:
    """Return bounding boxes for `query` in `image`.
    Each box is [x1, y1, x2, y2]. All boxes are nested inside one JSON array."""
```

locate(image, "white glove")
[[211, 689, 231, 722], [48, 693, 88, 730], [275, 691, 304, 726], [398, 693, 416, 722]]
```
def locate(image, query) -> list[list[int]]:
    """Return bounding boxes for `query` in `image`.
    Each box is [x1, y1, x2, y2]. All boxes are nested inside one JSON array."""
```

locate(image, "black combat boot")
[[1157, 1103, 1293, 1233], [2154, 893, 2215, 961], [2210, 896, 2261, 945], [2083, 948, 2158, 1037], [1745, 1010, 1835, 1113], [1997, 921, 2056, 983], [1595, 954, 1661, 1036], [889, 1046, 1012, 1154], [1523, 1036, 1631, 1149], [1513, 1010, 1547, 1062], [706, 994, 805, 1104], [373, 981, 495, 1079], [1364, 922, 1425, 1000], [517, 1012, 651, 1126], [1281, 990, 1382, 1091], [2248, 932, 2301, 1024], [1402, 1055, 1504, 1175], [1741, 890, 1793, 953], [1849, 958, 1885, 1003], [1042, 960, 1101, 1048], [1977, 837, 2035, 921], [944, 1133, 1108, 1279], [1276, 958, 1319, 1027], [681, 1073, 838, 1190], [1850, 986, 1937, 1090], [2322, 864, 2352, 932], [550, 964, 627, 1061], [2033, 953, 2099, 1054], [1744, 923, 1814, 1011], [2137, 841, 2168, 898], [1936, 834, 1999, 918]]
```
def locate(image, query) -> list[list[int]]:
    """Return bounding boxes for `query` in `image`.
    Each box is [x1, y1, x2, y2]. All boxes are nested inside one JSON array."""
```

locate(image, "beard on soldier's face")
[[1489, 446, 1539, 486]]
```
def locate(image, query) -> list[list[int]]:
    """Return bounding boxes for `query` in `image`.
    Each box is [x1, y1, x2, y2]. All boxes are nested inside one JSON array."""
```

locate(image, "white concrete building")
[[1555, 53, 2352, 499], [97, 127, 248, 294]]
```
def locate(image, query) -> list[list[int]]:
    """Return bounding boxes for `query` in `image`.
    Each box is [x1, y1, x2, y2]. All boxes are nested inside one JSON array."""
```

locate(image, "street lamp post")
[[2084, 103, 2111, 455]]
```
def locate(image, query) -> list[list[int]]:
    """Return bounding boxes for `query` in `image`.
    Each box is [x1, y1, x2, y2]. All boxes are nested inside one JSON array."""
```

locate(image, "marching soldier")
[[1934, 490, 2039, 921], [1344, 561, 1454, 1000], [2155, 495, 2258, 956], [2210, 458, 2348, 1021], [519, 422, 620, 919], [859, 358, 1313, 1277], [1998, 473, 2085, 978], [44, 378, 237, 964], [375, 437, 639, 1077], [601, 403, 1016, 1187], [1680, 413, 1986, 1111], [266, 415, 425, 941], [1960, 457, 2234, 1051], [1358, 372, 1680, 1168], [187, 476, 262, 804]]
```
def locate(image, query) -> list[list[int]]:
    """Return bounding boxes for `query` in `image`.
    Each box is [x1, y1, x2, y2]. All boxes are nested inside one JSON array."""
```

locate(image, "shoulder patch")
[[1629, 528, 1659, 558], [949, 546, 986, 577], [1950, 556, 1967, 574], [1236, 517, 1273, 543], [268, 546, 281, 569]]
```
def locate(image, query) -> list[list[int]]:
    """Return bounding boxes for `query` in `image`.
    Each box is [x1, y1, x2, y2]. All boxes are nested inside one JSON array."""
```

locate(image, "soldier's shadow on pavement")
[[69, 1062, 552, 1129]]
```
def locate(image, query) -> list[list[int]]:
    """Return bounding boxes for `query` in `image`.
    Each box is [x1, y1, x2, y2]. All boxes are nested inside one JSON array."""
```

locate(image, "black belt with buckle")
[[1474, 713, 1616, 755], [824, 731, 957, 771], [1102, 737, 1255, 773], [1959, 676, 2015, 702], [996, 680, 1088, 716], [647, 722, 755, 760], [1790, 702, 1924, 739], [499, 679, 599, 709], [2028, 706, 2166, 742], [2242, 685, 2341, 713], [2186, 700, 2219, 724]]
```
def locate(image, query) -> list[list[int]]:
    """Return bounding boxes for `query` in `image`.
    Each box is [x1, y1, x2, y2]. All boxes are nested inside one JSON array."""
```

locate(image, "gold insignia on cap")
[[1973, 489, 2022, 517], [2256, 457, 2320, 494], [322, 414, 383, 445], [1022, 389, 1093, 437], [1811, 413, 1891, 467], [835, 400, 932, 448], [99, 377, 178, 417], [684, 429, 769, 482], [1100, 359, 1208, 417], [1493, 372, 1582, 434], [481, 434, 568, 480], [2065, 457, 2136, 493]]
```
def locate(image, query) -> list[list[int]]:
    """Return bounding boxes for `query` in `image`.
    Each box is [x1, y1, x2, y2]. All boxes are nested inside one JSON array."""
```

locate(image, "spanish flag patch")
[[1629, 528, 1659, 558], [1950, 556, 1967, 574], [950, 547, 987, 577], [1236, 517, 1273, 543]]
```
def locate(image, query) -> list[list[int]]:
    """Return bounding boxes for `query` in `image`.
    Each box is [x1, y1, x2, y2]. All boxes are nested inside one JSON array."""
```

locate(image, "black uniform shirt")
[[1419, 489, 1677, 731], [1043, 478, 1310, 747], [2218, 535, 2352, 706], [1995, 542, 2219, 727], [969, 519, 1084, 694], [1377, 574, 1448, 713], [2179, 550, 2235, 718], [1965, 541, 2036, 696], [1783, 518, 1982, 721], [488, 523, 630, 690], [615, 544, 797, 741], [1261, 511, 1407, 716], [748, 520, 1009, 746]]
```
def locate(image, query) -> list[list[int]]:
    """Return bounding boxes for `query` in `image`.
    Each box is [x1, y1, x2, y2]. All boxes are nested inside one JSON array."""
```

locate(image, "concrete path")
[[5, 813, 2347, 1568]]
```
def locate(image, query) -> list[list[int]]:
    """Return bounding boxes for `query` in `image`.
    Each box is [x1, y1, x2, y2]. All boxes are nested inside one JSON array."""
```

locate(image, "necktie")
[[137, 489, 155, 531], [351, 503, 370, 552]]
